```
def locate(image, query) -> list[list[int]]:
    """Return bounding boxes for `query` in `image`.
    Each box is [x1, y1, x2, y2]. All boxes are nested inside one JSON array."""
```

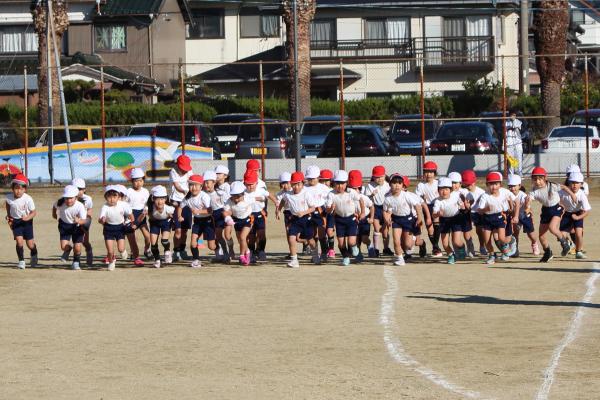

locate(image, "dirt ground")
[[1, 183, 599, 400]]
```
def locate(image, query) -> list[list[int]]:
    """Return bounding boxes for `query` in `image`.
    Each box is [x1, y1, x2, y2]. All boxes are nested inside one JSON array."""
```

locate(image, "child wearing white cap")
[[432, 177, 466, 265], [203, 169, 229, 262], [565, 164, 589, 195], [275, 172, 293, 244], [5, 174, 38, 269], [507, 175, 540, 257], [99, 186, 134, 271], [448, 171, 472, 260], [53, 185, 88, 270], [304, 165, 333, 259], [71, 178, 94, 266], [147, 185, 175, 268], [558, 172, 591, 258], [126, 168, 151, 266], [223, 181, 255, 266]]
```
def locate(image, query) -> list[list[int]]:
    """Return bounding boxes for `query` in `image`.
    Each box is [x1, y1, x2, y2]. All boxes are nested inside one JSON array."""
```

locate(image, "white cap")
[[151, 185, 168, 197], [215, 165, 229, 175], [71, 178, 86, 189], [333, 169, 349, 182], [305, 165, 321, 179], [438, 177, 452, 188], [566, 164, 581, 174], [130, 168, 145, 179], [105, 185, 118, 193], [63, 185, 79, 198], [203, 170, 217, 181], [279, 172, 292, 182], [569, 172, 584, 183], [507, 174, 522, 186], [448, 172, 462, 183], [115, 184, 128, 195], [230, 181, 246, 195]]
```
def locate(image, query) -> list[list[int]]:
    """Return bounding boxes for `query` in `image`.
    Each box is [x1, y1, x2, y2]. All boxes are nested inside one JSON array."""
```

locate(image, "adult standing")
[[505, 110, 523, 176]]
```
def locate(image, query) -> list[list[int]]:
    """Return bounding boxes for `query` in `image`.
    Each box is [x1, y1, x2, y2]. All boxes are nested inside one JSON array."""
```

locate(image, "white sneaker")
[[191, 259, 201, 268], [153, 260, 161, 268], [121, 250, 128, 260], [107, 260, 116, 271], [164, 251, 172, 264], [393, 256, 405, 266], [257, 251, 267, 262], [287, 258, 300, 268], [17, 260, 26, 269], [71, 261, 81, 270]]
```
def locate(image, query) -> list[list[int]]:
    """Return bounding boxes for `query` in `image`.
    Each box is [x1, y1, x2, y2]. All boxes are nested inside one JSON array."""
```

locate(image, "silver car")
[[234, 119, 291, 159]]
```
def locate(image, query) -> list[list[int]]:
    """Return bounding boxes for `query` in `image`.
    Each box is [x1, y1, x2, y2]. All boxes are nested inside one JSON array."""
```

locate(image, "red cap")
[[246, 159, 261, 171], [12, 173, 28, 186], [372, 165, 386, 178], [243, 169, 258, 185], [176, 155, 192, 172], [290, 171, 304, 184], [486, 171, 503, 183], [402, 175, 410, 187], [461, 170, 477, 185], [423, 161, 438, 171], [319, 169, 334, 180], [348, 170, 363, 188], [189, 174, 204, 184], [531, 166, 547, 177]]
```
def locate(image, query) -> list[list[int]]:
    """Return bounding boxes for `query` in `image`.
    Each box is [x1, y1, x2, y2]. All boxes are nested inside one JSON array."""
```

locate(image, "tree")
[[532, 0, 569, 134], [282, 0, 316, 122], [31, 0, 69, 126]]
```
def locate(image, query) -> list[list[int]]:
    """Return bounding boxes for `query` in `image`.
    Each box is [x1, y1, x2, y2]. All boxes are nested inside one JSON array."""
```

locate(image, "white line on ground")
[[380, 265, 488, 399], [535, 265, 599, 400]]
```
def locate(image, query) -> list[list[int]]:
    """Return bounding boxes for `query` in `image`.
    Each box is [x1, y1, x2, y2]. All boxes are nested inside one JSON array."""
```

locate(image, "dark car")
[[235, 119, 291, 159], [300, 115, 348, 158], [388, 114, 440, 155], [478, 111, 532, 153], [318, 125, 393, 158], [211, 113, 259, 159], [429, 122, 499, 154], [127, 121, 221, 160], [0, 125, 22, 151]]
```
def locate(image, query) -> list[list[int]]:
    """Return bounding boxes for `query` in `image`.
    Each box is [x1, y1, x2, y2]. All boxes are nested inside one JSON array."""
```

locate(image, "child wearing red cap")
[[304, 165, 333, 260], [431, 177, 466, 265], [461, 170, 487, 256], [180, 174, 215, 268], [507, 175, 540, 257], [244, 169, 276, 262], [401, 176, 430, 259], [349, 170, 373, 261], [223, 181, 255, 266], [417, 161, 442, 257], [364, 165, 391, 257], [5, 174, 38, 269], [319, 169, 337, 258], [170, 155, 193, 261], [246, 159, 268, 190]]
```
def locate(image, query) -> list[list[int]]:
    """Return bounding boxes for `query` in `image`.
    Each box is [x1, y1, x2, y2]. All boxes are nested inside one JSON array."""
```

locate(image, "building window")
[[187, 9, 224, 39], [364, 18, 409, 44], [311, 19, 336, 46], [95, 24, 126, 51], [0, 26, 37, 54], [240, 9, 279, 38]]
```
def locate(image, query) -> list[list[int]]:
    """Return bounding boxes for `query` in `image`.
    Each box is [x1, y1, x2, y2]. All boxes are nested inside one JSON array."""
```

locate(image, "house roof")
[[98, 0, 192, 22], [187, 0, 516, 7]]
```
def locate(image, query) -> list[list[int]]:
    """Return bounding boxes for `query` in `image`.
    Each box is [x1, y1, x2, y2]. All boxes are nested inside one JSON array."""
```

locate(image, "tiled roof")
[[99, 0, 164, 16]]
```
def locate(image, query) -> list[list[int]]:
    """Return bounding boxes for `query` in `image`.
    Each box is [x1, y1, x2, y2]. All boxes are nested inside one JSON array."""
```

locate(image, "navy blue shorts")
[[540, 204, 563, 225], [131, 209, 147, 230], [458, 211, 472, 232], [172, 206, 192, 230], [58, 220, 84, 243], [335, 215, 358, 237], [251, 211, 266, 233], [560, 212, 584, 232], [149, 219, 171, 235], [233, 216, 252, 232], [326, 212, 335, 230], [439, 215, 463, 234], [82, 217, 92, 232], [358, 219, 371, 237], [213, 208, 225, 229], [11, 219, 34, 240], [483, 213, 507, 231], [517, 213, 535, 234], [310, 209, 324, 228], [103, 223, 125, 241], [374, 205, 385, 223], [288, 215, 314, 239], [283, 210, 292, 226], [411, 218, 421, 235], [192, 217, 216, 240], [391, 215, 415, 231], [471, 212, 484, 227]]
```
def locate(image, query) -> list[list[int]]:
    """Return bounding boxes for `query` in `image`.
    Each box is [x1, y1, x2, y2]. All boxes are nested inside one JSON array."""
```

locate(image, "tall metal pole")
[[502, 55, 508, 178], [420, 64, 426, 161], [293, 0, 301, 172], [179, 63, 186, 155], [23, 66, 28, 177], [100, 66, 106, 186], [520, 0, 530, 94], [259, 61, 266, 181], [339, 61, 345, 170], [47, 0, 54, 184], [585, 54, 590, 179]]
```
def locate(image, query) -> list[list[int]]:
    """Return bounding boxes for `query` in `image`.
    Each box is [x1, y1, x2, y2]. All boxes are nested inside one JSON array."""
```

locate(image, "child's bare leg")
[[441, 233, 452, 254], [538, 224, 550, 248], [575, 227, 584, 251]]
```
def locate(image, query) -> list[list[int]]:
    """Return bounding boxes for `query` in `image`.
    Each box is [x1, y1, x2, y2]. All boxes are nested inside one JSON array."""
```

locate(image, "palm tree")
[[282, 0, 316, 121], [31, 0, 69, 126], [532, 0, 569, 133]]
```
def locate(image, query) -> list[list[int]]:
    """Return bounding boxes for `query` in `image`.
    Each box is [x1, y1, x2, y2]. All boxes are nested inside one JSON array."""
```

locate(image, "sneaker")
[[257, 251, 267, 262], [393, 256, 405, 266], [303, 244, 311, 255], [285, 254, 292, 261], [71, 261, 81, 270], [311, 254, 321, 265], [540, 248, 553, 263], [342, 257, 351, 266], [455, 247, 466, 260], [382, 248, 394, 256], [243, 252, 251, 266], [367, 247, 377, 258], [404, 253, 412, 260], [467, 251, 476, 259], [351, 246, 359, 257], [320, 252, 328, 262], [486, 255, 496, 265], [133, 258, 144, 267], [17, 260, 26, 269], [107, 260, 116, 271], [568, 241, 576, 255], [500, 254, 510, 261], [287, 258, 300, 268], [30, 254, 38, 268], [432, 248, 444, 258], [144, 249, 153, 260], [173, 251, 182, 261], [479, 246, 488, 256], [327, 248, 336, 259], [103, 256, 111, 265], [531, 242, 540, 256], [560, 239, 571, 257], [239, 255, 246, 265], [164, 251, 173, 264], [60, 250, 70, 263], [121, 250, 128, 260], [447, 254, 455, 265], [419, 243, 427, 258], [576, 251, 587, 259], [356, 252, 364, 262], [511, 250, 520, 258], [86, 251, 94, 267], [191, 259, 201, 268], [180, 250, 190, 260], [506, 237, 517, 257], [153, 260, 161, 268]]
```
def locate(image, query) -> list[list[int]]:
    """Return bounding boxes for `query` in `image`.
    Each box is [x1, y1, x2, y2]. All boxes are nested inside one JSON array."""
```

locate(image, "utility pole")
[[520, 0, 530, 94], [47, 0, 54, 183], [293, 0, 301, 172]]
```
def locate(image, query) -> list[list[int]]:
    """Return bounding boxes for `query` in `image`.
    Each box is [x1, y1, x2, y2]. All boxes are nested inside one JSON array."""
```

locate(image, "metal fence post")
[[100, 65, 106, 186], [339, 61, 345, 170], [23, 66, 28, 178], [585, 54, 590, 179], [420, 63, 426, 162], [259, 61, 266, 181], [501, 55, 508, 178], [180, 63, 186, 155]]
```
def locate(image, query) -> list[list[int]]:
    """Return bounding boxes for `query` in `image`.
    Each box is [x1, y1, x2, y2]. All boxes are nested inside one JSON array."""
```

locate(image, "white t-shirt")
[[127, 187, 150, 211], [357, 192, 373, 217], [432, 196, 463, 218], [276, 189, 292, 211], [149, 204, 175, 221], [478, 189, 515, 214], [406, 191, 425, 217], [100, 201, 132, 225], [245, 187, 270, 213], [79, 194, 93, 210], [466, 186, 486, 213], [169, 169, 192, 202], [364, 181, 391, 206], [383, 191, 422, 217], [326, 190, 362, 217], [183, 192, 212, 218], [583, 182, 589, 196], [513, 190, 528, 208], [304, 183, 331, 207], [416, 180, 439, 205], [6, 193, 35, 219], [205, 190, 225, 211], [55, 200, 87, 224], [282, 189, 318, 216], [529, 183, 560, 207], [224, 195, 254, 219], [559, 189, 592, 213]]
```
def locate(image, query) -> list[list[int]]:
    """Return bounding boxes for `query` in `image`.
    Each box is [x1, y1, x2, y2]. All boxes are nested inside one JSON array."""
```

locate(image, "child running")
[[170, 155, 193, 261], [53, 185, 87, 270], [181, 174, 215, 268], [507, 175, 540, 257], [402, 175, 429, 259], [147, 185, 175, 268], [417, 161, 442, 257], [364, 165, 391, 257], [319, 169, 336, 259], [223, 181, 255, 266], [449, 171, 472, 259], [432, 177, 466, 265], [72, 178, 94, 266], [214, 165, 233, 261], [126, 168, 151, 266], [99, 185, 134, 271], [304, 165, 332, 259], [349, 170, 373, 261], [558, 171, 591, 259], [244, 169, 275, 262], [5, 174, 38, 269], [461, 170, 487, 256], [275, 172, 293, 250]]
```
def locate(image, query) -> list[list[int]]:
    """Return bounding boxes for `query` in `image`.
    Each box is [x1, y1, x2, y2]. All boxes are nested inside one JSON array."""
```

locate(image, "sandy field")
[[1, 183, 599, 400]]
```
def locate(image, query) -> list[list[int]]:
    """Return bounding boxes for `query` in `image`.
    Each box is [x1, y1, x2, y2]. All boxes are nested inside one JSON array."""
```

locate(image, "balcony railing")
[[310, 39, 414, 60]]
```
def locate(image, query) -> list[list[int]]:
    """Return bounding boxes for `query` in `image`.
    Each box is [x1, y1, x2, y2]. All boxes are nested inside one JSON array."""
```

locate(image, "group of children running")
[[5, 157, 591, 269]]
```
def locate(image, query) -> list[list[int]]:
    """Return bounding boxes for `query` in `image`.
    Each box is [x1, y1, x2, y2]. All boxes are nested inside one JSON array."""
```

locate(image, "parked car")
[[127, 121, 221, 160], [388, 114, 440, 155], [234, 119, 291, 159], [211, 113, 259, 159], [429, 121, 500, 154], [478, 111, 533, 153], [318, 125, 394, 158], [540, 125, 600, 153], [300, 115, 348, 158], [36, 125, 102, 147]]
